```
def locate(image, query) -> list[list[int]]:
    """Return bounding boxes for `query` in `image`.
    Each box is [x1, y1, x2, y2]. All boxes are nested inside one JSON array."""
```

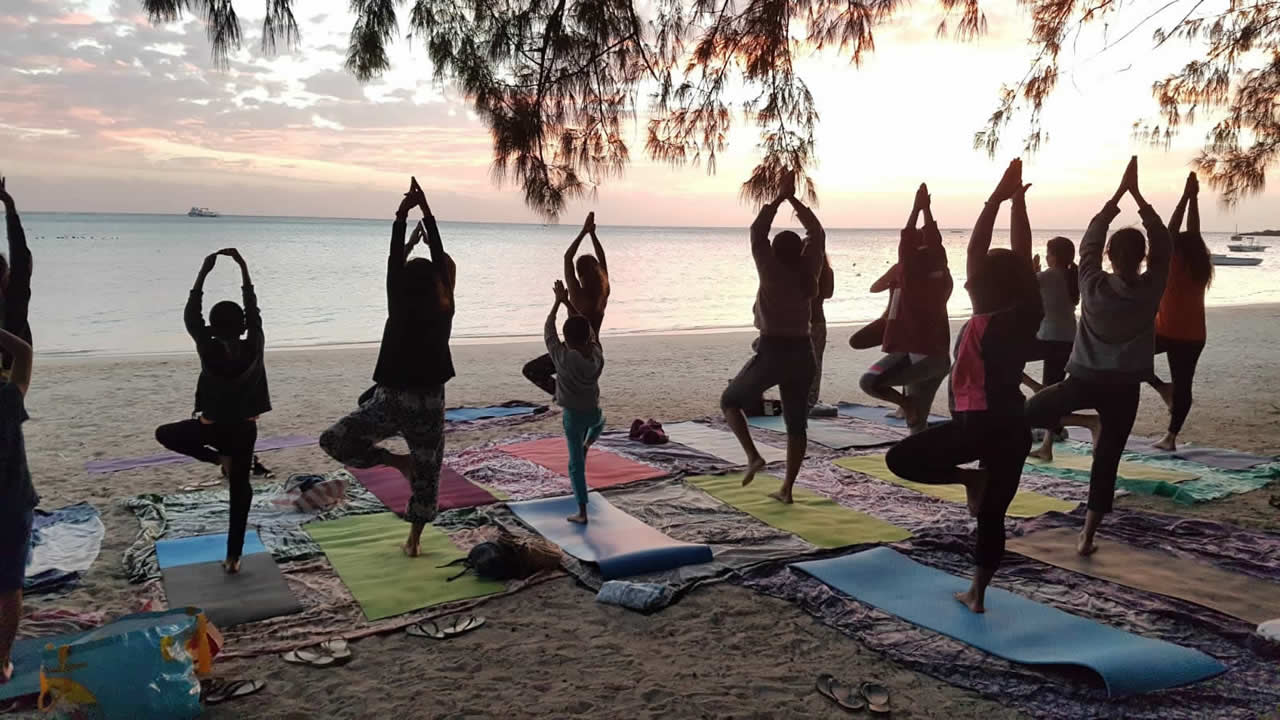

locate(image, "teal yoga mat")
[[837, 402, 948, 429], [747, 415, 893, 449], [508, 493, 713, 579], [155, 531, 268, 569], [791, 547, 1226, 697]]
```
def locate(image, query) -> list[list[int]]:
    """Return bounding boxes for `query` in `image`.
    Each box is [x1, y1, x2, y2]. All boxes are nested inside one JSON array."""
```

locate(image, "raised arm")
[[563, 213, 592, 295], [1079, 158, 1134, 291], [388, 180, 424, 302], [1129, 166, 1171, 283], [968, 160, 1022, 281], [185, 253, 216, 340], [0, 328, 31, 398], [905, 182, 927, 230], [1184, 172, 1199, 235], [545, 282, 569, 360], [790, 195, 826, 276], [1010, 182, 1033, 261], [1, 177, 32, 332], [220, 249, 262, 348], [589, 226, 607, 275]]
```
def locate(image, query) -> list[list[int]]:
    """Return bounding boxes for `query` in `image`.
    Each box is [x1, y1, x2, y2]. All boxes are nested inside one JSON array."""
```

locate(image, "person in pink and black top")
[[886, 160, 1043, 614], [859, 183, 953, 433]]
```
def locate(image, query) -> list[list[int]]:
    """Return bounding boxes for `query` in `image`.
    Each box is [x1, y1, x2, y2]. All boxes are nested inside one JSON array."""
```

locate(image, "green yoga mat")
[[1026, 453, 1199, 483], [686, 473, 911, 548], [306, 513, 504, 621], [834, 455, 1078, 517]]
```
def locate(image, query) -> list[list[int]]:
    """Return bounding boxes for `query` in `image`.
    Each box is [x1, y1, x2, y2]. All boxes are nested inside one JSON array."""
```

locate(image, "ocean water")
[[20, 212, 1280, 356]]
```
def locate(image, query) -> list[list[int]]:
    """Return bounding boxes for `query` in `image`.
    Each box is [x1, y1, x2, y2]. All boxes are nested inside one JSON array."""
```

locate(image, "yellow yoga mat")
[[834, 455, 1078, 518], [1026, 453, 1199, 483], [686, 473, 911, 548]]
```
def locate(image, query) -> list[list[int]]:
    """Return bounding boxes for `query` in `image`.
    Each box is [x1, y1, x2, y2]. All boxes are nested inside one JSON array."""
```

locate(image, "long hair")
[[575, 255, 608, 305], [1046, 236, 1080, 306], [404, 257, 453, 313], [1174, 231, 1213, 289]]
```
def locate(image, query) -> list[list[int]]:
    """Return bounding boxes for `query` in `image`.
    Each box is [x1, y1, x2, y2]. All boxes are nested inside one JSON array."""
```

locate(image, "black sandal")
[[204, 678, 266, 705], [815, 673, 866, 712], [860, 681, 890, 714]]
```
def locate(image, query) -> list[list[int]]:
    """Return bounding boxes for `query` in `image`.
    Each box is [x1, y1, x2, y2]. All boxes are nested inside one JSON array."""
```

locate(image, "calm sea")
[[21, 212, 1279, 356]]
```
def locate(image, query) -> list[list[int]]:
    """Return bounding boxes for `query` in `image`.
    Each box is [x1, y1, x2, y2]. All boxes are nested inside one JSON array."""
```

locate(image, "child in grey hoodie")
[[546, 280, 605, 524], [1026, 156, 1170, 557]]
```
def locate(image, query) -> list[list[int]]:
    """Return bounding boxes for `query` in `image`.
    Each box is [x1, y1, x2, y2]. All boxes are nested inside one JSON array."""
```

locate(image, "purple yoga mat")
[[84, 435, 317, 475], [349, 465, 498, 513]]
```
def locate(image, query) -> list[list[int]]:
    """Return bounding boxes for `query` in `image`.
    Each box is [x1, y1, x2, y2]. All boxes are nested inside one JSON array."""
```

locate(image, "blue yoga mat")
[[792, 547, 1226, 697], [509, 493, 713, 579], [0, 630, 89, 701], [445, 405, 541, 422], [747, 415, 893, 449], [155, 531, 268, 570], [837, 402, 948, 429]]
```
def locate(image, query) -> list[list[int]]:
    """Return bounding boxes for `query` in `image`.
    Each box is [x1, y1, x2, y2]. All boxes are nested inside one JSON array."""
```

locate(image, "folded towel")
[[595, 580, 669, 612]]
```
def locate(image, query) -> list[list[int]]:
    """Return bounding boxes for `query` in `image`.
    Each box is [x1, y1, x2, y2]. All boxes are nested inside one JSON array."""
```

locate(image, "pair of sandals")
[[202, 677, 265, 705], [406, 615, 485, 639], [815, 674, 890, 714], [629, 419, 668, 445], [282, 638, 352, 667]]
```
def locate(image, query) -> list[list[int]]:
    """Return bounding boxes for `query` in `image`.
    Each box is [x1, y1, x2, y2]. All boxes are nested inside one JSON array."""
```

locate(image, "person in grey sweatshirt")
[[1025, 156, 1171, 556], [546, 280, 605, 524]]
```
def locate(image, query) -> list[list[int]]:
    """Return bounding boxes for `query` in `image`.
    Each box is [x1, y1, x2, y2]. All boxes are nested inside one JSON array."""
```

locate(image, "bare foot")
[[1152, 432, 1177, 451], [1077, 532, 1099, 557], [886, 407, 905, 420], [900, 403, 925, 429], [954, 589, 985, 614], [218, 455, 232, 478], [401, 542, 421, 558], [222, 557, 240, 574], [963, 472, 988, 518], [741, 455, 767, 486], [566, 512, 588, 524], [768, 490, 794, 504], [1028, 445, 1054, 462]]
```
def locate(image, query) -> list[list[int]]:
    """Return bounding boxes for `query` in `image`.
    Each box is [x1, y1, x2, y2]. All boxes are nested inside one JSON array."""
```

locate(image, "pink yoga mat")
[[348, 465, 498, 513], [500, 437, 665, 489]]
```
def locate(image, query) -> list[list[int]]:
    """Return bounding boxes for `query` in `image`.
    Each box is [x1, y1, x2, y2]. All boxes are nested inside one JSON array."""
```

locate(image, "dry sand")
[[18, 304, 1280, 719]]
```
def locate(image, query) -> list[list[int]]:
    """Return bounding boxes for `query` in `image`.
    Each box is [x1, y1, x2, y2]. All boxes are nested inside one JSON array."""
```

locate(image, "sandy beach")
[[17, 304, 1280, 719]]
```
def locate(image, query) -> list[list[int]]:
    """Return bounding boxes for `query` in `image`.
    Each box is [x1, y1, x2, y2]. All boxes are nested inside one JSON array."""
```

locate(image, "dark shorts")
[[721, 336, 816, 435], [0, 508, 34, 593]]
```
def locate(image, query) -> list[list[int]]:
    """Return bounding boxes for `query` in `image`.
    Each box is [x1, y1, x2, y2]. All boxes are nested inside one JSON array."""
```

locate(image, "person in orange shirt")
[[1145, 173, 1213, 451]]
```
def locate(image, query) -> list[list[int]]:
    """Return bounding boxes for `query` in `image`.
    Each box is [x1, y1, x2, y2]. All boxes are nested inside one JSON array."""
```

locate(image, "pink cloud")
[[50, 13, 98, 25]]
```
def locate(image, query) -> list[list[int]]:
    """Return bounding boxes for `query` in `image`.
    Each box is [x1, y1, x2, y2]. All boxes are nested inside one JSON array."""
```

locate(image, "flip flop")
[[814, 673, 865, 712], [281, 646, 350, 668], [406, 615, 486, 640], [181, 478, 223, 491], [860, 681, 890, 714], [320, 638, 352, 662], [205, 678, 266, 705]]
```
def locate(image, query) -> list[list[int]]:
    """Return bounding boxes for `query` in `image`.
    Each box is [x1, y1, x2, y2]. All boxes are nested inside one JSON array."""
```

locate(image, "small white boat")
[[187, 207, 220, 217], [1228, 243, 1266, 252], [1212, 254, 1262, 266]]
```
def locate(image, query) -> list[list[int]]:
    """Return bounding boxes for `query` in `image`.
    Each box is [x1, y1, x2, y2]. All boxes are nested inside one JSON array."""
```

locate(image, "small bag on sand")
[[440, 535, 561, 582]]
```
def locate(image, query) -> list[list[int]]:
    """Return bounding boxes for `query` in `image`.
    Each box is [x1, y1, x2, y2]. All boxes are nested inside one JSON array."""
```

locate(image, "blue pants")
[[563, 407, 606, 506]]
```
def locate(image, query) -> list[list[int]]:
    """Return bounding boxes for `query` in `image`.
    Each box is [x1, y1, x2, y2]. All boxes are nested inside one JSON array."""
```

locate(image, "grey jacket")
[[544, 311, 604, 411], [1066, 202, 1171, 382]]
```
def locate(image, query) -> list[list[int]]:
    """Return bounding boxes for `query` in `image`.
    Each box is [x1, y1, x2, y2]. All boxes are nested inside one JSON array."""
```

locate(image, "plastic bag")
[[39, 608, 211, 719]]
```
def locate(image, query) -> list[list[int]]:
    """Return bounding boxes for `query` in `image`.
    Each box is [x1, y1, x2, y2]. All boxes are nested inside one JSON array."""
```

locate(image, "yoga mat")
[[1, 629, 91, 701], [446, 404, 542, 422], [155, 531, 268, 569], [1064, 428, 1274, 471], [1008, 527, 1280, 625], [686, 473, 911, 548], [349, 465, 498, 514], [792, 547, 1226, 697], [1026, 453, 1199, 483], [161, 553, 302, 627], [747, 415, 894, 450], [663, 422, 787, 466], [834, 455, 1078, 518], [837, 402, 948, 429], [501, 437, 665, 489], [306, 513, 503, 621], [84, 435, 316, 474], [508, 493, 714, 579]]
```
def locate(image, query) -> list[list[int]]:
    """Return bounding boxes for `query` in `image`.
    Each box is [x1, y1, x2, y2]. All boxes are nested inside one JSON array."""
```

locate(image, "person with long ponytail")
[[1145, 172, 1213, 451], [1025, 235, 1080, 459]]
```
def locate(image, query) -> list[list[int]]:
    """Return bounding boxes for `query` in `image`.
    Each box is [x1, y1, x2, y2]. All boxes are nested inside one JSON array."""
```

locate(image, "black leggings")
[[1025, 376, 1139, 514], [155, 419, 258, 559], [1145, 335, 1205, 434], [522, 353, 556, 397], [885, 414, 1031, 570]]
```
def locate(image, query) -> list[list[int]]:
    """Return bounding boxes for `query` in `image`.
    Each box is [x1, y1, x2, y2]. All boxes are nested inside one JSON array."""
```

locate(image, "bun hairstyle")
[[1106, 228, 1147, 280]]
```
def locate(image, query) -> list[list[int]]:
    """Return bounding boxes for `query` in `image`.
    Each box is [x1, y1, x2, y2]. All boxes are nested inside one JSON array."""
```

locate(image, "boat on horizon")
[[1212, 254, 1262, 267], [187, 207, 220, 217]]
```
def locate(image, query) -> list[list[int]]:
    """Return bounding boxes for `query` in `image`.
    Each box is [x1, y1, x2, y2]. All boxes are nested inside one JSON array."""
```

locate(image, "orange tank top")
[[1155, 253, 1206, 341]]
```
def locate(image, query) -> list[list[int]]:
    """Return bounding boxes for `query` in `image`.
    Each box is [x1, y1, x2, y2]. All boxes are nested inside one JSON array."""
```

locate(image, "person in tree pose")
[[1145, 172, 1212, 451], [0, 177, 33, 379], [1025, 156, 1170, 556], [544, 280, 605, 524], [807, 254, 835, 412], [320, 178, 456, 557], [859, 183, 954, 433], [523, 213, 609, 396], [886, 159, 1043, 613], [721, 171, 825, 504], [0, 327, 34, 682], [155, 248, 269, 574], [1024, 235, 1080, 458]]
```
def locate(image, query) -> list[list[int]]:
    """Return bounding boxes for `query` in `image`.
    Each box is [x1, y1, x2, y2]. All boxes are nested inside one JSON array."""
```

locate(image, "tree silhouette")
[[142, 0, 1276, 215]]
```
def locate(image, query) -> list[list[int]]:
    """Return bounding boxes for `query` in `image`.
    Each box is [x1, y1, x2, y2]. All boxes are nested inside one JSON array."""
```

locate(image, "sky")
[[3, 0, 1277, 230]]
